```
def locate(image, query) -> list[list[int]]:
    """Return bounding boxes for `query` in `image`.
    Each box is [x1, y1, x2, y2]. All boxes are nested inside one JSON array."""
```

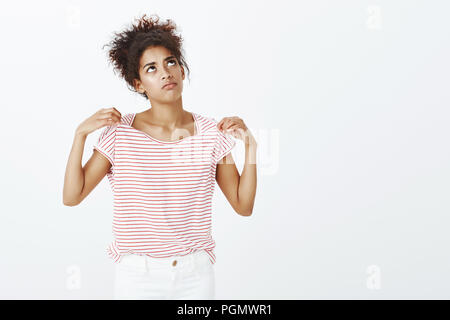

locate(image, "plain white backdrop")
[[0, 0, 449, 299]]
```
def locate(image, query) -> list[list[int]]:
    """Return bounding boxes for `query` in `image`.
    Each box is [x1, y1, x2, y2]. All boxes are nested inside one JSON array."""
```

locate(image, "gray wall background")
[[0, 0, 448, 299]]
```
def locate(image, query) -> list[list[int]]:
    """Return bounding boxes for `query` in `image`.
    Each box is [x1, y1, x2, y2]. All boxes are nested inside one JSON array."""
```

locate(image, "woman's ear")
[[133, 78, 144, 93]]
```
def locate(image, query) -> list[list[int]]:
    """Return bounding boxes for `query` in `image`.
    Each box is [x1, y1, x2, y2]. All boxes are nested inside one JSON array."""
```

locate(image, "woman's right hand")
[[76, 107, 122, 137]]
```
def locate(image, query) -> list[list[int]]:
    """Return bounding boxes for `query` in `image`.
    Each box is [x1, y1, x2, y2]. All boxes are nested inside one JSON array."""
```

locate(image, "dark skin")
[[133, 45, 257, 216]]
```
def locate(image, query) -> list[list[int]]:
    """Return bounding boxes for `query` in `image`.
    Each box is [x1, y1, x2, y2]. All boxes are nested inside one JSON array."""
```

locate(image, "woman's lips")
[[163, 83, 177, 90]]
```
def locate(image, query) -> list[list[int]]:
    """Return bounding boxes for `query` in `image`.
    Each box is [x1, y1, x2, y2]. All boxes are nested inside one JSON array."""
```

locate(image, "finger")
[[112, 107, 122, 119], [223, 119, 234, 130], [105, 110, 121, 121], [107, 108, 121, 119], [227, 125, 244, 139], [217, 118, 226, 130], [105, 118, 120, 125], [220, 119, 229, 131], [224, 124, 239, 133], [102, 108, 120, 118], [100, 114, 121, 123]]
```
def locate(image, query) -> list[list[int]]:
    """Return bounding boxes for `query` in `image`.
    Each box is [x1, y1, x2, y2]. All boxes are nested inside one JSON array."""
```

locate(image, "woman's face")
[[134, 45, 185, 102]]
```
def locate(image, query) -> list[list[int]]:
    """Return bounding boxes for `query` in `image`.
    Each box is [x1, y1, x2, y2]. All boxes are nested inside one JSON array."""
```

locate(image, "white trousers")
[[113, 249, 215, 300]]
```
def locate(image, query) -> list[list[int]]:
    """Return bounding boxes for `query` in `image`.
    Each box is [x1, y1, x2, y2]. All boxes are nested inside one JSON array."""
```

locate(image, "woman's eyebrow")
[[143, 55, 176, 69]]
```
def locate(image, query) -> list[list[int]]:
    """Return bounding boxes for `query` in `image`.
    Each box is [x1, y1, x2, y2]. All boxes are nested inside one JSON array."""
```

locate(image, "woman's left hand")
[[217, 116, 256, 145]]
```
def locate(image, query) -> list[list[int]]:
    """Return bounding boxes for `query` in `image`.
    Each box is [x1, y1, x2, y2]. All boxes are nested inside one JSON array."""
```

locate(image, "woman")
[[63, 14, 258, 300]]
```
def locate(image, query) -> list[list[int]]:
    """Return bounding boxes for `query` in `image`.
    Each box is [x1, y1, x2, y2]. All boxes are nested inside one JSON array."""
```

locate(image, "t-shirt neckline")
[[126, 111, 201, 144]]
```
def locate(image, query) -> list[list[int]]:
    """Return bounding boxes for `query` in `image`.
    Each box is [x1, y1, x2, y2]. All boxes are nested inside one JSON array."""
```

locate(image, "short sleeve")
[[93, 124, 117, 168], [214, 127, 236, 164]]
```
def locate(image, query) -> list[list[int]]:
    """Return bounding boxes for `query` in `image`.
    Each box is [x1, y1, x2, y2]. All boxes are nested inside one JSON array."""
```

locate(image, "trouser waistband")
[[118, 250, 209, 270]]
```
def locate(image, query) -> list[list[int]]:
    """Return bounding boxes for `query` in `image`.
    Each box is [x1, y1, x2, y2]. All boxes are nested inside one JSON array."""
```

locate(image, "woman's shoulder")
[[97, 112, 134, 138], [193, 112, 220, 134], [194, 112, 215, 122], [119, 112, 136, 126]]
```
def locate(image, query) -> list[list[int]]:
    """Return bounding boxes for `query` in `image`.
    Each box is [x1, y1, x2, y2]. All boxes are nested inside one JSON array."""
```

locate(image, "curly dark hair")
[[102, 14, 191, 100]]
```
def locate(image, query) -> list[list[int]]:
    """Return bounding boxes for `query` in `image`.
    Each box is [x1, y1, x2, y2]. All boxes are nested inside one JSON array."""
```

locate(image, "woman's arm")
[[215, 117, 258, 216], [63, 131, 87, 206], [236, 135, 257, 215], [63, 107, 121, 206]]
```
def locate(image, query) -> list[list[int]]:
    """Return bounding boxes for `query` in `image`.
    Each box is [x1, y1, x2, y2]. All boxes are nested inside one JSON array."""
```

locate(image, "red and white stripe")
[[93, 112, 236, 265]]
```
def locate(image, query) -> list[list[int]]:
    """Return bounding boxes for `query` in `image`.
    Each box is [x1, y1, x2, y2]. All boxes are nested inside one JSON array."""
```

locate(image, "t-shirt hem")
[[216, 139, 236, 165], [93, 146, 114, 167], [106, 247, 216, 265]]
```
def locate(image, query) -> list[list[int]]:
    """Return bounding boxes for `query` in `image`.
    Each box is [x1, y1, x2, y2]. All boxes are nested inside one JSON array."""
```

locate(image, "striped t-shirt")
[[93, 112, 236, 265]]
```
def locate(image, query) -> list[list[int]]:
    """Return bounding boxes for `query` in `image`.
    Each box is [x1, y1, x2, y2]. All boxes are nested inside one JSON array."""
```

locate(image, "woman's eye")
[[146, 60, 177, 73]]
